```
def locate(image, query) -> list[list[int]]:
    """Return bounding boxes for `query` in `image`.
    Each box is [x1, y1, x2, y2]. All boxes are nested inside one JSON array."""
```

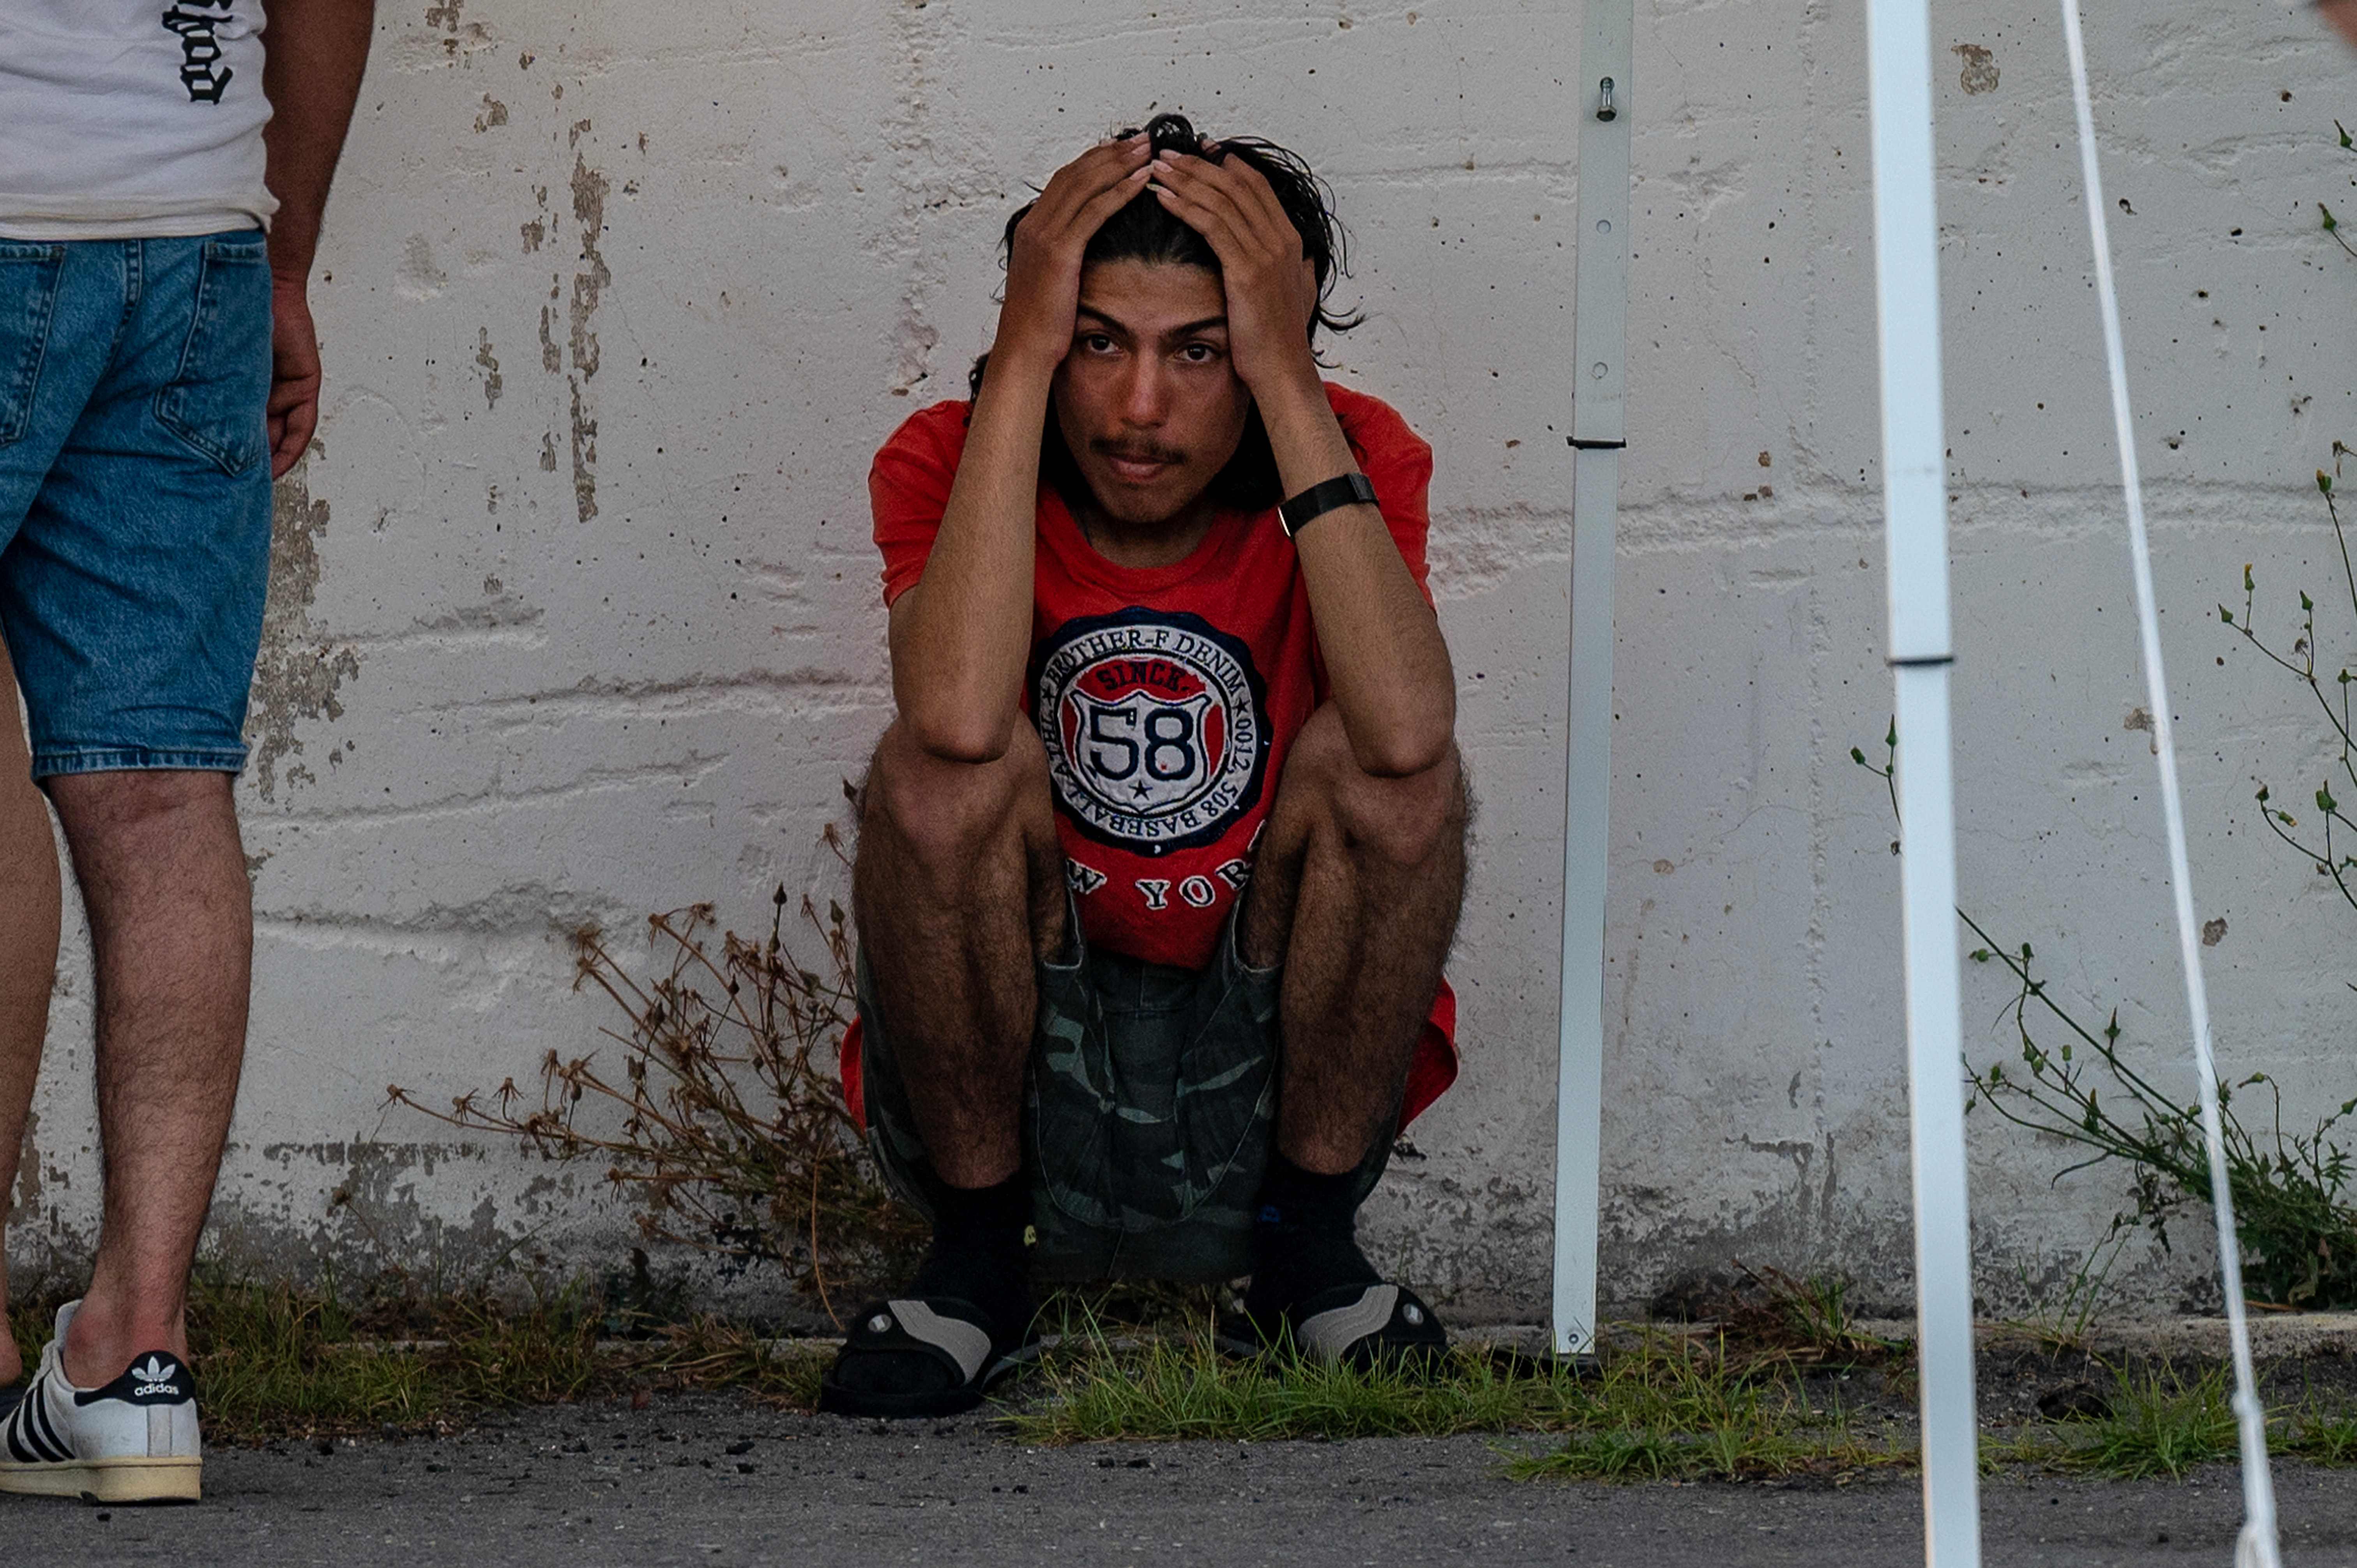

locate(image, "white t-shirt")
[[0, 0, 276, 240]]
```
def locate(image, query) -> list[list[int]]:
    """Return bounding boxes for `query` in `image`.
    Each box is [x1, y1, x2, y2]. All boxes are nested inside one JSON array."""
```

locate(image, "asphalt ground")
[[4, 1393, 2355, 1567]]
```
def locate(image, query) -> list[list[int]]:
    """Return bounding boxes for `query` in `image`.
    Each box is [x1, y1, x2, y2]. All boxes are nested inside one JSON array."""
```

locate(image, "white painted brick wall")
[[11, 0, 2355, 1320]]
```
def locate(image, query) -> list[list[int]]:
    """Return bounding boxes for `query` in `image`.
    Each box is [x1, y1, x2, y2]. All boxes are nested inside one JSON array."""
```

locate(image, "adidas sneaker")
[[0, 1301, 200, 1503]]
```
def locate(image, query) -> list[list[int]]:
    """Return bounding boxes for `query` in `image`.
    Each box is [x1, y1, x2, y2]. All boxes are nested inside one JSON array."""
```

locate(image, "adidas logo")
[[131, 1356, 181, 1399]]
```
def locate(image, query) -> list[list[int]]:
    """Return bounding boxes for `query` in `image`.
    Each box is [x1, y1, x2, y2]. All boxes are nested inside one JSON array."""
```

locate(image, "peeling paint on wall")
[[566, 143, 609, 524], [244, 454, 361, 803], [1953, 43, 2000, 95], [11, 1107, 36, 1214], [475, 327, 503, 409]]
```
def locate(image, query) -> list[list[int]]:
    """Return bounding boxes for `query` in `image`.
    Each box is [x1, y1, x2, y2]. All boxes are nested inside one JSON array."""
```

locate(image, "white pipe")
[[2056, 6, 2281, 1563], [1864, 0, 1984, 1563], [1552, 0, 1635, 1358], [1554, 443, 1617, 1355], [1889, 666, 1983, 1568]]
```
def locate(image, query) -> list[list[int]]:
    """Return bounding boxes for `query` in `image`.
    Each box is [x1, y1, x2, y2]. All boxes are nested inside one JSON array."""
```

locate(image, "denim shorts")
[[0, 230, 275, 778], [855, 893, 1396, 1284]]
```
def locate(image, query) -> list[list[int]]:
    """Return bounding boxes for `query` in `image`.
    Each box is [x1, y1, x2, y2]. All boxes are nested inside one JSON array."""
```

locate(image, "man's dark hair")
[[970, 112, 1360, 514]]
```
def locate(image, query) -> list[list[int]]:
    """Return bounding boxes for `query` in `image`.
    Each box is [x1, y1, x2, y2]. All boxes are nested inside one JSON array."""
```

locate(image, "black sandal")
[[1219, 1282, 1451, 1374], [818, 1296, 1039, 1419]]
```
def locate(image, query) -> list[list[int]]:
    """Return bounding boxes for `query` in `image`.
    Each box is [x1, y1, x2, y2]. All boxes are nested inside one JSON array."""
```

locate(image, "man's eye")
[[1081, 334, 1117, 354], [1180, 343, 1221, 363]]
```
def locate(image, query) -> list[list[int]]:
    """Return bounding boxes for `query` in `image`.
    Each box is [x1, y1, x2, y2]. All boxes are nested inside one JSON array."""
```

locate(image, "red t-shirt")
[[845, 381, 1456, 1128]]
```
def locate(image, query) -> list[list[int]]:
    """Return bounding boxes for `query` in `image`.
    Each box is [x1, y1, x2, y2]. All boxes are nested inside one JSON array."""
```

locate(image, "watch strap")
[[1278, 471, 1378, 539]]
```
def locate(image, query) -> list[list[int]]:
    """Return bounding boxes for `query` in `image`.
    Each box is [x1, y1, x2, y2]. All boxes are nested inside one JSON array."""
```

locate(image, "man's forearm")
[[1255, 374, 1456, 777], [888, 351, 1059, 762], [260, 0, 374, 280]]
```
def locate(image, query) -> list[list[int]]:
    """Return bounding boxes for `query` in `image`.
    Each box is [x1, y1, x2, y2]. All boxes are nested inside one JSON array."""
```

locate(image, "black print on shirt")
[[161, 0, 237, 103]]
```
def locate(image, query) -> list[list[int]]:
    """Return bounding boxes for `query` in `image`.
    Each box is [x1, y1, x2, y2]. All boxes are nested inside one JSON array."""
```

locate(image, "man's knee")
[[1288, 707, 1467, 869], [859, 718, 1051, 869], [46, 769, 234, 840]]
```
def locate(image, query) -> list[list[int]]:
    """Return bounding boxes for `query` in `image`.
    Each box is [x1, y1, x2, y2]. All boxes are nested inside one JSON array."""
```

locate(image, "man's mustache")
[[1090, 438, 1187, 466]]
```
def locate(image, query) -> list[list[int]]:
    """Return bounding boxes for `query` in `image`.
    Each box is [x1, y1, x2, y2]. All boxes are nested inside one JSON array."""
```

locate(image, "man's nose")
[[1116, 359, 1170, 426]]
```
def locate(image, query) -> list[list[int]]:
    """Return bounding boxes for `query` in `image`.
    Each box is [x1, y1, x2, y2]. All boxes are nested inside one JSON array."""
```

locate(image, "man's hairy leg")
[[0, 656, 64, 1388], [827, 722, 1063, 1405], [44, 772, 249, 1389], [1239, 701, 1466, 1322], [1243, 703, 1466, 1173], [852, 719, 1065, 1188]]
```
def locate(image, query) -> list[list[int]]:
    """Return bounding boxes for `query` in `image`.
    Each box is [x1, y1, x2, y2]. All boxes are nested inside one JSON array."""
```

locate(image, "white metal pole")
[[1863, 1, 1983, 1564], [1552, 0, 1635, 1359], [2055, 7, 2280, 1563]]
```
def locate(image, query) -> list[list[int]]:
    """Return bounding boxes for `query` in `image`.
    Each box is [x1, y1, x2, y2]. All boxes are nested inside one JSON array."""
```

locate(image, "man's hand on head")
[[267, 273, 321, 479], [997, 135, 1155, 376], [1145, 147, 1324, 404]]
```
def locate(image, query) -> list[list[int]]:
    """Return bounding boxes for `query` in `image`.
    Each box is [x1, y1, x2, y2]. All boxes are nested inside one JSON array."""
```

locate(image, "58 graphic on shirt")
[[1032, 609, 1271, 857]]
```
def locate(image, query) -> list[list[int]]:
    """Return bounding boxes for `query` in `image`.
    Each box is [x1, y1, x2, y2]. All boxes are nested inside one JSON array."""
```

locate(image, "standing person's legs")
[[1236, 701, 1466, 1350], [0, 234, 103, 1396], [43, 774, 249, 1385], [0, 231, 272, 1400], [0, 644, 64, 1390]]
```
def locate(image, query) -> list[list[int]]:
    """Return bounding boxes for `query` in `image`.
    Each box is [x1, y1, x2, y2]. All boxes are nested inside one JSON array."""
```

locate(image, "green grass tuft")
[[2052, 1361, 2241, 1480], [1007, 1325, 1910, 1483], [2285, 1405, 2357, 1466], [9, 1276, 829, 1443], [1007, 1336, 1585, 1446]]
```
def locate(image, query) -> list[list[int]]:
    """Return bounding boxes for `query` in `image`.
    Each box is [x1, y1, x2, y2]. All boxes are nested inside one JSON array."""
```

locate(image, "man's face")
[[1051, 259, 1251, 530]]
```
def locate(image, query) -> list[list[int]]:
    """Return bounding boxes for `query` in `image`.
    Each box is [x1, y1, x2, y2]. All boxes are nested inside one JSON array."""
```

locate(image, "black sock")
[[1244, 1152, 1379, 1318], [830, 1172, 1032, 1399], [908, 1171, 1034, 1333]]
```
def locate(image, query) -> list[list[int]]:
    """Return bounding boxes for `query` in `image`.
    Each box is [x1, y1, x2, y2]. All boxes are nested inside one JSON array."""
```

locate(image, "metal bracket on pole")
[[1551, 0, 1634, 1359], [1864, 0, 1983, 1563]]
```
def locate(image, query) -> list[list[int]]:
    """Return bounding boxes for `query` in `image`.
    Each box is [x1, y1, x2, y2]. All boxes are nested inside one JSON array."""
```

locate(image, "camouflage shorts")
[[855, 894, 1394, 1283]]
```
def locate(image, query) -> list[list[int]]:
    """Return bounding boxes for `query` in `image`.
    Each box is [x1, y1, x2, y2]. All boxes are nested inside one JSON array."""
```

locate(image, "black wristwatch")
[[1278, 471, 1378, 539]]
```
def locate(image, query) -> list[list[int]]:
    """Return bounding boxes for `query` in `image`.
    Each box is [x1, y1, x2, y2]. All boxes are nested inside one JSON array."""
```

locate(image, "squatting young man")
[[822, 114, 1468, 1418]]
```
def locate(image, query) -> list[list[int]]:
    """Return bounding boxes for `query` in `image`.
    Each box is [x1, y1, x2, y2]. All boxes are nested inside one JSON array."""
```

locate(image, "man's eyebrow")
[[1074, 305, 1229, 339]]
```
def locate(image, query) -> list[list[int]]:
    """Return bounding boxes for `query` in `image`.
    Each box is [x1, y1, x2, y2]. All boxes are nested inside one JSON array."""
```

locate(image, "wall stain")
[[395, 234, 447, 301], [474, 94, 507, 133], [1953, 43, 1999, 95], [474, 327, 503, 410], [246, 452, 362, 803], [537, 300, 560, 373]]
